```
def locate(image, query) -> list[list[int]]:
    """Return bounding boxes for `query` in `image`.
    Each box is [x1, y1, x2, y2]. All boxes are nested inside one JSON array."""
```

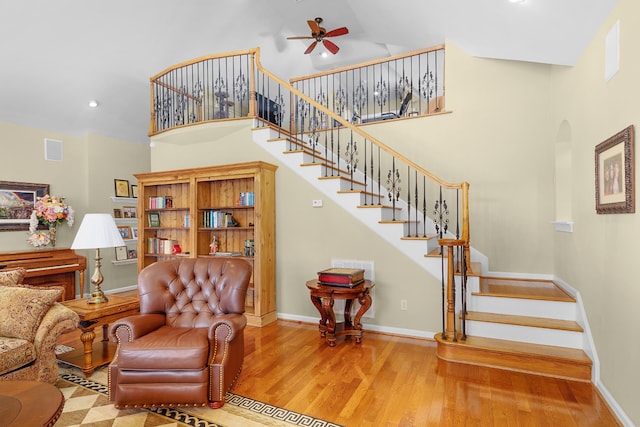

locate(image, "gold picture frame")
[[595, 125, 635, 214], [114, 179, 130, 198]]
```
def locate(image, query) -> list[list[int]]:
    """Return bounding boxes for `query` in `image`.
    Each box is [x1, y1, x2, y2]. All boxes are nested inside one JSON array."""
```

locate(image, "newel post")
[[439, 238, 466, 341]]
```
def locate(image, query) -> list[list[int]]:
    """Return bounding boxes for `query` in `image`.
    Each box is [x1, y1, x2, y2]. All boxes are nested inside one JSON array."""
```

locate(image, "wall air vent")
[[44, 138, 63, 162]]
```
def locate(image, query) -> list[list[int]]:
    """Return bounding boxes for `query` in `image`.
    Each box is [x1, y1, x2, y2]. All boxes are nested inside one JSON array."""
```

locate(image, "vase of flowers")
[[27, 195, 74, 247]]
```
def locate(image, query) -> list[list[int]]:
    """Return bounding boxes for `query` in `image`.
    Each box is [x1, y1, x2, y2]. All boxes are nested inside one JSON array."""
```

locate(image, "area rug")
[[55, 362, 341, 427]]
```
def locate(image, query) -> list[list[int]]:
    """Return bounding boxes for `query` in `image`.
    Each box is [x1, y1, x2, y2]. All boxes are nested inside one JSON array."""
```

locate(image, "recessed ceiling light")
[[88, 100, 99, 108], [509, 0, 525, 3]]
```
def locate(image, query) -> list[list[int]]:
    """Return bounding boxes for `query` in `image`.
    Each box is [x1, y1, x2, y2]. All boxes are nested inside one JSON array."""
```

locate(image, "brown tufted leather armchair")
[[108, 257, 252, 409]]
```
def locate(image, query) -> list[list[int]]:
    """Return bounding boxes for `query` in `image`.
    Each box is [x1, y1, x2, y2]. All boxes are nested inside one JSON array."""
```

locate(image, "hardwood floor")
[[58, 309, 621, 426]]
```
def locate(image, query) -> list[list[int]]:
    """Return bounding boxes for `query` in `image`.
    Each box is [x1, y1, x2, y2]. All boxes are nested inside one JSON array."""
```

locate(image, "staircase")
[[252, 124, 593, 382], [437, 270, 592, 381]]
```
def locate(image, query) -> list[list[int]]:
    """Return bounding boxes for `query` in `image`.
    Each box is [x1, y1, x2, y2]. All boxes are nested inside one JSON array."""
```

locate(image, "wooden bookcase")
[[134, 161, 277, 326]]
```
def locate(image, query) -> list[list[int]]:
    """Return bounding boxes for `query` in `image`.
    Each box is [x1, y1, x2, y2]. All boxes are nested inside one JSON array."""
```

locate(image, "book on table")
[[317, 268, 365, 287]]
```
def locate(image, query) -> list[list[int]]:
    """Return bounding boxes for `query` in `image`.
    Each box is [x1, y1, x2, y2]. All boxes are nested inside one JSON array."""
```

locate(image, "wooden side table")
[[306, 279, 375, 346], [58, 294, 139, 376], [0, 381, 64, 426]]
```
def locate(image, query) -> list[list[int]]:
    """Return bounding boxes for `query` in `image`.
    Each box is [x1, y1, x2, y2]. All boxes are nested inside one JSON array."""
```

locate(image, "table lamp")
[[71, 213, 125, 304]]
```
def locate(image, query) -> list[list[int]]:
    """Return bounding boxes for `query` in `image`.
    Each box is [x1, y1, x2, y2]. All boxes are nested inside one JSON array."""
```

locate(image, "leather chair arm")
[[207, 313, 247, 342], [109, 314, 165, 344]]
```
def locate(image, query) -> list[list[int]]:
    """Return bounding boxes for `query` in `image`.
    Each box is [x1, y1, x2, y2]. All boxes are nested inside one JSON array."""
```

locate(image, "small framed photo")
[[130, 226, 139, 239], [131, 184, 138, 198], [595, 124, 635, 214], [113, 208, 122, 218], [117, 225, 131, 240], [115, 246, 127, 261], [127, 249, 138, 259], [148, 212, 160, 227], [123, 205, 137, 218], [115, 179, 130, 198]]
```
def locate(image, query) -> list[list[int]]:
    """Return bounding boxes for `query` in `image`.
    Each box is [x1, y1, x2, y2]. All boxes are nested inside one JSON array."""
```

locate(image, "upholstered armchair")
[[108, 257, 252, 409], [0, 268, 79, 384]]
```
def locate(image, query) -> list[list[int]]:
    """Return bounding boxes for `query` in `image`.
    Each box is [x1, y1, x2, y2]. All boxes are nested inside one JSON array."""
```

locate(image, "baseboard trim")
[[277, 312, 436, 340]]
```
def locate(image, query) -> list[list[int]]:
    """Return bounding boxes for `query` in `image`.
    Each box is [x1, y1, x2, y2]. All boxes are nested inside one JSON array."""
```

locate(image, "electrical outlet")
[[312, 199, 323, 207], [400, 299, 408, 310]]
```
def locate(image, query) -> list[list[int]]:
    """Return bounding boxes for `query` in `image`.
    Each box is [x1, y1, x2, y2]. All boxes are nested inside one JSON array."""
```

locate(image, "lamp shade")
[[71, 213, 126, 249]]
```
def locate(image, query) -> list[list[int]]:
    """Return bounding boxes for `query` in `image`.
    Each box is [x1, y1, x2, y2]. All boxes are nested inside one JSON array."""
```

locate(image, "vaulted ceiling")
[[0, 0, 617, 144]]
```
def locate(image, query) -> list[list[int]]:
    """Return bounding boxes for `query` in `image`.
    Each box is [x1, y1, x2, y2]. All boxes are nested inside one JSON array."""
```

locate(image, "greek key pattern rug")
[[56, 367, 342, 427]]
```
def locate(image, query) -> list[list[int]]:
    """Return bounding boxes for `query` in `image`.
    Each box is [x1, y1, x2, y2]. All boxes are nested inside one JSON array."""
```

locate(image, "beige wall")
[[0, 122, 150, 296], [550, 0, 640, 423]]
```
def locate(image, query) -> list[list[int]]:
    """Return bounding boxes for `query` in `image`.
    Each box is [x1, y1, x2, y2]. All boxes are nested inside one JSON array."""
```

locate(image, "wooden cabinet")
[[134, 161, 277, 326]]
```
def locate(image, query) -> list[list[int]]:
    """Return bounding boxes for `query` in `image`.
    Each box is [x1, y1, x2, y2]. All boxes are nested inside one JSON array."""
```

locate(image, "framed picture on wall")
[[117, 225, 131, 240], [0, 181, 50, 231], [595, 125, 635, 214], [114, 179, 130, 198], [115, 246, 127, 261], [123, 206, 137, 218]]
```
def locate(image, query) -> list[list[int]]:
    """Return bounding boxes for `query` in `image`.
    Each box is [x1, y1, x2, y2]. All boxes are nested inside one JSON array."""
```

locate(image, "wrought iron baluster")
[[422, 177, 427, 238], [345, 131, 358, 189], [386, 158, 401, 221], [433, 186, 449, 239]]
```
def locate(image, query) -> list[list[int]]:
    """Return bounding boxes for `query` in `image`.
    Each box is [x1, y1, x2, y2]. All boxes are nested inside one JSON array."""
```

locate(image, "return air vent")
[[44, 138, 63, 162]]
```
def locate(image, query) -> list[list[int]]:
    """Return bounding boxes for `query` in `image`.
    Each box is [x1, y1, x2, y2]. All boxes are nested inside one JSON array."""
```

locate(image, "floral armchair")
[[0, 268, 79, 383]]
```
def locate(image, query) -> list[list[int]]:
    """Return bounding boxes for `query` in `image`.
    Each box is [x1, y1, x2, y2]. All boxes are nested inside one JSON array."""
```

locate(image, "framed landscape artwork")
[[595, 125, 635, 214], [0, 181, 50, 231]]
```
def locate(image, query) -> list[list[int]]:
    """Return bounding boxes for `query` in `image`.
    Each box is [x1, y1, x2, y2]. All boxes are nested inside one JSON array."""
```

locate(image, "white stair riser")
[[466, 321, 583, 349], [468, 295, 576, 321]]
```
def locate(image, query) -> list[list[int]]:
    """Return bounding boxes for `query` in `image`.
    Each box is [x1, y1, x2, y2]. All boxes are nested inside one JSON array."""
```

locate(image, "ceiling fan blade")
[[324, 27, 349, 38], [307, 20, 321, 34], [323, 39, 340, 54], [286, 36, 314, 40], [304, 41, 318, 54]]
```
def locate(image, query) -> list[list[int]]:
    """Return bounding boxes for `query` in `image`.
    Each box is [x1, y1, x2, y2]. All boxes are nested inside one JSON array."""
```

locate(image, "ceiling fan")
[[287, 17, 349, 54]]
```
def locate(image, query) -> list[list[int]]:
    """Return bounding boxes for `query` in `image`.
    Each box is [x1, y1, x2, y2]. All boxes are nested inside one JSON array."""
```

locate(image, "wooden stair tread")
[[401, 235, 437, 241], [475, 276, 575, 302], [435, 335, 592, 381], [465, 311, 584, 332], [451, 335, 591, 364], [318, 175, 366, 186], [357, 204, 401, 210]]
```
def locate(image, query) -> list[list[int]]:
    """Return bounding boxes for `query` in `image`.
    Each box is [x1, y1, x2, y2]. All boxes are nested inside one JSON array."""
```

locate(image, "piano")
[[0, 248, 86, 300]]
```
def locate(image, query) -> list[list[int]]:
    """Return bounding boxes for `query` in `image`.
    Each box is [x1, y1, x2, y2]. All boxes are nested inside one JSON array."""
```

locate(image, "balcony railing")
[[149, 47, 468, 343], [290, 45, 445, 124]]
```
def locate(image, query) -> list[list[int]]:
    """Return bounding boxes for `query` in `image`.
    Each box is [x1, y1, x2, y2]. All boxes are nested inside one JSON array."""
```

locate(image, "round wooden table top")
[[0, 380, 64, 427]]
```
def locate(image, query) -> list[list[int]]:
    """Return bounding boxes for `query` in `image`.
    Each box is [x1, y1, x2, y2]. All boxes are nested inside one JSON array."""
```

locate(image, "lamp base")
[[87, 288, 109, 304]]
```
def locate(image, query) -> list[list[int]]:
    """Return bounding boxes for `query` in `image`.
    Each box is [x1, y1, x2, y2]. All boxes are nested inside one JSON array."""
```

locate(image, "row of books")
[[149, 196, 174, 209], [146, 237, 179, 255], [238, 192, 254, 206], [203, 210, 237, 228]]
